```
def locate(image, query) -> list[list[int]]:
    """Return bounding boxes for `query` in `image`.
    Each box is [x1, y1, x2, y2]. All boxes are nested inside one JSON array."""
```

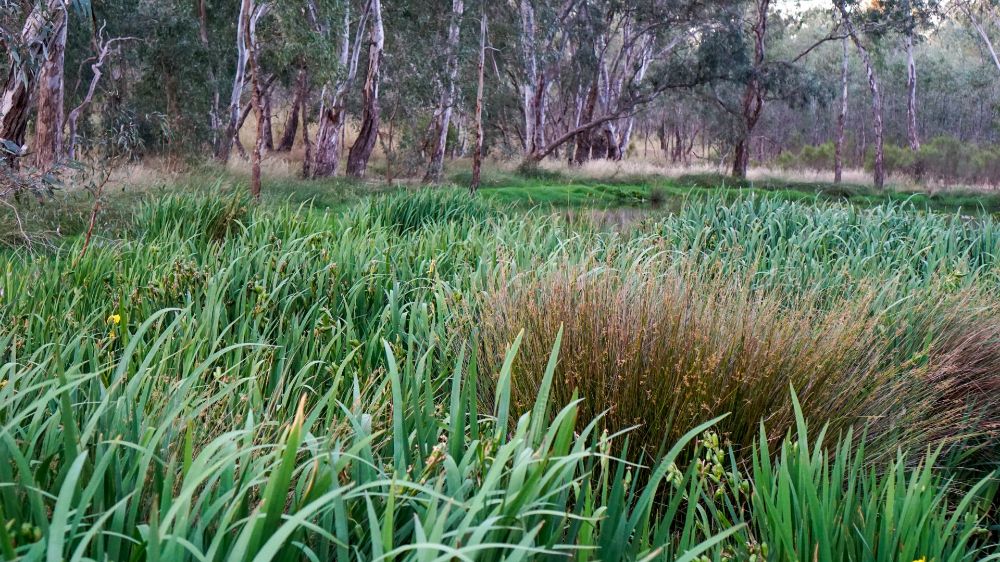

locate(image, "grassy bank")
[[0, 180, 998, 560]]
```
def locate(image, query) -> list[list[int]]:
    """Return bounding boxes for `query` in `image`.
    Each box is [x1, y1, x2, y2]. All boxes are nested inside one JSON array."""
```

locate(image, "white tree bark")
[[905, 30, 920, 151], [471, 13, 487, 193], [216, 0, 253, 162], [837, 0, 885, 190], [424, 0, 465, 182], [964, 4, 1000, 74], [346, 0, 384, 177]]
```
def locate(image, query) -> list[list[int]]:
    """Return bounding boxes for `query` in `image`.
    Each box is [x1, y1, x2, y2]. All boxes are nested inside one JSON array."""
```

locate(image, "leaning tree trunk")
[[346, 0, 384, 178], [1, 0, 66, 164], [905, 29, 919, 152], [470, 13, 486, 194], [835, 37, 848, 184], [216, 0, 253, 163], [277, 66, 307, 151], [424, 0, 464, 183], [67, 35, 133, 160], [732, 0, 768, 179], [838, 1, 885, 190], [33, 4, 68, 170], [964, 5, 1000, 75]]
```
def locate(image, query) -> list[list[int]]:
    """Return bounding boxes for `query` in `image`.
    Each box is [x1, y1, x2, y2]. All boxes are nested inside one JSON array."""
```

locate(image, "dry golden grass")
[[474, 257, 1000, 461]]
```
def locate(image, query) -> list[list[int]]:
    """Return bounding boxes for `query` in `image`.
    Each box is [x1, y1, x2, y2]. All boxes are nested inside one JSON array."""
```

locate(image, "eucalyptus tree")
[[837, 0, 887, 189], [1, 0, 81, 166], [958, 0, 1000, 74], [423, 0, 465, 182], [864, 0, 939, 152], [216, 0, 252, 163], [345, 0, 384, 177], [310, 0, 367, 178]]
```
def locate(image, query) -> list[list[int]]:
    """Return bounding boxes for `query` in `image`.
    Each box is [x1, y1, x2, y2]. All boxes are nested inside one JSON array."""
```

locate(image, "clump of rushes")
[[352, 187, 505, 234], [475, 255, 999, 462], [748, 393, 999, 562]]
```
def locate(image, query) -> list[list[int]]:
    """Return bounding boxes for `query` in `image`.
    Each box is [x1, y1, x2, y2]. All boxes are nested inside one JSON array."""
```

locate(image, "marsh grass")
[[476, 258, 949, 461], [1, 186, 998, 560]]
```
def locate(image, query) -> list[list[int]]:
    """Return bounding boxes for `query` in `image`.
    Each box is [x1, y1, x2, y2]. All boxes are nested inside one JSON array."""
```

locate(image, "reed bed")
[[0, 188, 996, 560]]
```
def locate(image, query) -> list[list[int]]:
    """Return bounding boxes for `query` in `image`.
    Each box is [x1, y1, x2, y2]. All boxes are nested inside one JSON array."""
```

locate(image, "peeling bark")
[[33, 3, 68, 170], [471, 13, 486, 193], [247, 2, 271, 200], [346, 0, 384, 178], [313, 2, 366, 177], [424, 0, 464, 183], [1, 0, 67, 163], [216, 0, 253, 163]]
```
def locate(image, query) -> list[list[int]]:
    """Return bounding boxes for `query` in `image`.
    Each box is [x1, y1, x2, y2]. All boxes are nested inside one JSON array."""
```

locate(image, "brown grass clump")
[[474, 258, 997, 461]]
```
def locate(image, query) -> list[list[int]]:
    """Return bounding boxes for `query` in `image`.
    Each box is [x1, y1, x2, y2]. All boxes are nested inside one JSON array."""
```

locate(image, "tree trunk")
[[905, 30, 919, 151], [346, 0, 384, 178], [314, 102, 346, 177], [300, 86, 313, 178], [838, 1, 885, 190], [835, 38, 848, 184], [33, 3, 68, 170], [312, 3, 365, 178], [574, 80, 599, 165], [1, 0, 66, 162], [518, 0, 548, 156], [67, 35, 132, 160], [247, 2, 270, 201], [965, 5, 1000, 75], [471, 13, 487, 194], [732, 0, 769, 179], [197, 0, 221, 151], [424, 0, 464, 182], [216, 0, 253, 163], [277, 66, 307, 151], [261, 86, 274, 151]]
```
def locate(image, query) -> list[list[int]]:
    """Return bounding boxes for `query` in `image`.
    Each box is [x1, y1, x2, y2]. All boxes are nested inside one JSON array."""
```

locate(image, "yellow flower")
[[914, 558, 926, 562], [107, 314, 121, 325]]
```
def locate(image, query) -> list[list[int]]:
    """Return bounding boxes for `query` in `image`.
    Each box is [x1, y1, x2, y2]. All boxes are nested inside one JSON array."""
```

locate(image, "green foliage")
[[777, 136, 1000, 187], [1, 186, 998, 560], [354, 187, 506, 233], [750, 394, 997, 562]]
